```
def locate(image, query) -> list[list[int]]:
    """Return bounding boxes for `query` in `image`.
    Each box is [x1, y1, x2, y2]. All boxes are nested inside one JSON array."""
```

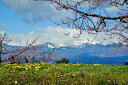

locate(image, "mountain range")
[[3, 42, 128, 65]]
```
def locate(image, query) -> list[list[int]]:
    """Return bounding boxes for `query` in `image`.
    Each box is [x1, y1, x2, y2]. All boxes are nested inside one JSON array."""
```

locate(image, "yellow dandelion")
[[25, 68, 28, 70], [15, 81, 18, 84], [93, 64, 100, 66]]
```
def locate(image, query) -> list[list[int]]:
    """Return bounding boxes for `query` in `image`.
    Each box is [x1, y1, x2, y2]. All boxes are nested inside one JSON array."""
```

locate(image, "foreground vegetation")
[[0, 63, 128, 85]]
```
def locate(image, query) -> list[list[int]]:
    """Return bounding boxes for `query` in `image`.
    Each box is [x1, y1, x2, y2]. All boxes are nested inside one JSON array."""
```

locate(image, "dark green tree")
[[125, 61, 128, 65], [56, 58, 70, 64]]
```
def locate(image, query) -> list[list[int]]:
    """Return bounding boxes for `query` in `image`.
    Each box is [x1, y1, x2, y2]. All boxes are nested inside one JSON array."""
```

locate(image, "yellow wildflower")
[[15, 81, 18, 84], [93, 64, 100, 66], [25, 68, 28, 70]]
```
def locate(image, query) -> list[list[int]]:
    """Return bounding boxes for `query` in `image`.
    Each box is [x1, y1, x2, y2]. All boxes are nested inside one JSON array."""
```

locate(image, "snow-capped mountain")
[[2, 42, 128, 64]]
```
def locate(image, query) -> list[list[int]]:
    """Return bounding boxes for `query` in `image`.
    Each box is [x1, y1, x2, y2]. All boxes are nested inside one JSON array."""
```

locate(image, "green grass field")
[[0, 63, 128, 85]]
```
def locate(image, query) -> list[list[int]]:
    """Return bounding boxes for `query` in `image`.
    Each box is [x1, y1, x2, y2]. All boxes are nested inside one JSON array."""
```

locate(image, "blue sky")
[[0, 0, 74, 46], [0, 1, 58, 34], [0, 1, 32, 34], [0, 0, 127, 46]]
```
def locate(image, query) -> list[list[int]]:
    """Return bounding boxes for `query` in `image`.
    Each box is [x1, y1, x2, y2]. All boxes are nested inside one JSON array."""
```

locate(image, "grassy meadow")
[[0, 63, 128, 85]]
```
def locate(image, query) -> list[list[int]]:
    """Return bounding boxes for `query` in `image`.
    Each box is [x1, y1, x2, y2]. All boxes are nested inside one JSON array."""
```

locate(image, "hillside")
[[3, 43, 128, 64]]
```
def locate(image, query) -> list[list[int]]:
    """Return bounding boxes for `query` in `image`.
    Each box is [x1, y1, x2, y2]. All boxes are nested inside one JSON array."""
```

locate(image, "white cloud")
[[1, 26, 121, 46], [0, 29, 6, 35], [7, 27, 81, 46], [0, 0, 125, 46], [2, 0, 70, 24]]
